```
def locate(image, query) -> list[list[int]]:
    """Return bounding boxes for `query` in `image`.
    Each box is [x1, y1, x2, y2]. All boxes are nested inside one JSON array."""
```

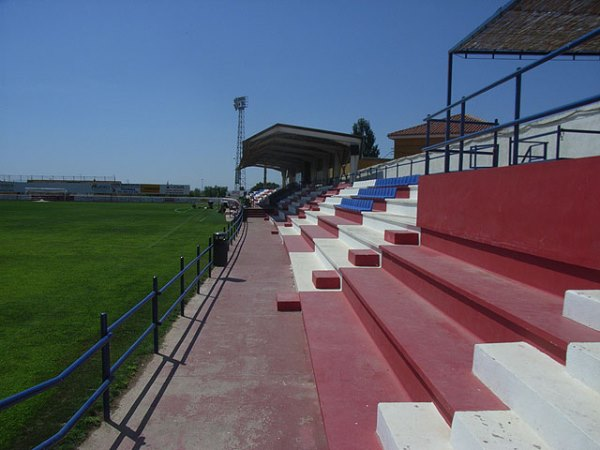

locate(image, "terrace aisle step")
[[361, 211, 418, 233], [567, 342, 600, 392], [474, 342, 600, 449], [338, 224, 389, 251], [289, 252, 333, 292], [300, 225, 337, 250], [377, 403, 451, 450], [451, 410, 552, 450], [563, 290, 600, 331], [300, 291, 412, 450], [340, 267, 506, 422], [314, 237, 375, 270], [317, 214, 360, 236], [384, 199, 417, 217], [381, 246, 600, 361]]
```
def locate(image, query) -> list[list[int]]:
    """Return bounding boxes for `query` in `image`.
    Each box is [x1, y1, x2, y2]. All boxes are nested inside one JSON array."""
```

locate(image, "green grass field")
[[0, 200, 227, 449]]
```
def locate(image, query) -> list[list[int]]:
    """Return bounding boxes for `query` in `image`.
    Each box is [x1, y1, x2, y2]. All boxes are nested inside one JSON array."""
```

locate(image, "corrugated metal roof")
[[451, 0, 600, 55]]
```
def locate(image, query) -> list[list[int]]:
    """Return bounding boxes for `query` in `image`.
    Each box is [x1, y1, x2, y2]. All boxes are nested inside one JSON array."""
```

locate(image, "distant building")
[[387, 114, 494, 159]]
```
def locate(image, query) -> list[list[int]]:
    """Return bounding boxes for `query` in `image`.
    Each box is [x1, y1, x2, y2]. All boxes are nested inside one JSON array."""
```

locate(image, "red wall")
[[417, 156, 600, 271]]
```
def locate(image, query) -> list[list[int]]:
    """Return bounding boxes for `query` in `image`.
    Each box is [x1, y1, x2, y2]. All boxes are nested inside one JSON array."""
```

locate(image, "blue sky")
[[1, 1, 598, 190]]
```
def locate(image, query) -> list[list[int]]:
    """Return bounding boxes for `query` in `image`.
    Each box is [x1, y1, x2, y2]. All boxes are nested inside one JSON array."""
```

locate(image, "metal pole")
[[100, 313, 110, 421], [196, 244, 200, 294], [180, 256, 185, 316], [459, 98, 466, 171], [152, 276, 159, 354], [513, 69, 522, 165], [208, 237, 213, 278], [556, 125, 562, 159], [444, 52, 453, 173], [493, 119, 499, 167]]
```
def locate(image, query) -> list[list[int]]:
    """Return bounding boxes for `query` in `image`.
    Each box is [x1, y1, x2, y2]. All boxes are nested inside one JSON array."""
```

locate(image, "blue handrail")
[[423, 26, 600, 174], [0, 208, 246, 448], [426, 27, 600, 121]]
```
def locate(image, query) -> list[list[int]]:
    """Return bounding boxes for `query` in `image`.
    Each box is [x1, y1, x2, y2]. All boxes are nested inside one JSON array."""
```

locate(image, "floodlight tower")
[[233, 96, 247, 191]]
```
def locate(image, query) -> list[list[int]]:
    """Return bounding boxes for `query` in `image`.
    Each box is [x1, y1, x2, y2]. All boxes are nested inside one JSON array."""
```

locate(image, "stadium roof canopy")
[[240, 124, 361, 179], [450, 0, 600, 57]]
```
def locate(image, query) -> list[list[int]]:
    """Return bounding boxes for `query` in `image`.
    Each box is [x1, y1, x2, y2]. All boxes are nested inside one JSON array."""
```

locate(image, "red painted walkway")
[[82, 218, 327, 449]]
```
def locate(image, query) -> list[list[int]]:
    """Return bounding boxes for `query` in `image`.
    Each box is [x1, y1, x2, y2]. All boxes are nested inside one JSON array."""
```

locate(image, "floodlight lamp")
[[233, 96, 247, 110]]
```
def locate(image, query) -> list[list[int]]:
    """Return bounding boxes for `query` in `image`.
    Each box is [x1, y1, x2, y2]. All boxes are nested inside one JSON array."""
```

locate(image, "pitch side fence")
[[0, 209, 245, 449]]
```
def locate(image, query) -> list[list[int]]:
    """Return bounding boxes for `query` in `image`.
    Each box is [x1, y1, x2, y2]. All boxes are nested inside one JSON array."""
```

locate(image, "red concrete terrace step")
[[312, 270, 340, 289], [277, 292, 301, 311], [384, 230, 420, 245], [300, 291, 412, 450], [340, 266, 507, 422], [381, 245, 600, 362], [348, 249, 379, 267]]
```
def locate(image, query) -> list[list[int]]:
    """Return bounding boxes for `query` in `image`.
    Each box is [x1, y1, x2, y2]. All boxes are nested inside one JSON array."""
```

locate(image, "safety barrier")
[[0, 209, 245, 449]]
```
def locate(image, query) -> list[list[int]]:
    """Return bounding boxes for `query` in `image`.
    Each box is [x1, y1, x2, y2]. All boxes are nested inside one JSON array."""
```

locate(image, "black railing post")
[[196, 244, 200, 294], [513, 69, 522, 165], [459, 99, 466, 171], [556, 125, 562, 159], [493, 119, 499, 167], [208, 237, 213, 278], [180, 256, 185, 316], [100, 312, 110, 421], [152, 276, 159, 354]]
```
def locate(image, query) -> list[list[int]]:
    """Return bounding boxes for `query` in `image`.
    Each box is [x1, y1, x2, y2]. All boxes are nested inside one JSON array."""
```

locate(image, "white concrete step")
[[317, 202, 336, 213], [336, 187, 360, 196], [322, 196, 342, 205], [277, 225, 299, 236], [473, 341, 600, 450], [313, 237, 375, 270], [361, 211, 418, 233], [567, 342, 600, 393], [451, 410, 553, 450], [384, 198, 418, 218], [563, 290, 600, 331], [289, 216, 316, 232], [338, 224, 388, 252], [409, 185, 418, 200], [352, 179, 376, 188], [288, 251, 335, 292], [304, 210, 334, 224], [377, 403, 451, 450]]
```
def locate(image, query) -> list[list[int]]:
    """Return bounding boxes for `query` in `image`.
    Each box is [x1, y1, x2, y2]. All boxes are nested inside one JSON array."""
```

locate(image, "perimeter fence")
[[0, 209, 245, 449]]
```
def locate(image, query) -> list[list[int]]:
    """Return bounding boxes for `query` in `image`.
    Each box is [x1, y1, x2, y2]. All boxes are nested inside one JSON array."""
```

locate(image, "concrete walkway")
[[81, 218, 327, 450]]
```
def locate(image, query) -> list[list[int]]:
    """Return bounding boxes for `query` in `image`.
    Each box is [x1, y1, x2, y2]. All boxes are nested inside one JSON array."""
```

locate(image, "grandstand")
[[242, 2, 600, 449], [0, 176, 191, 202]]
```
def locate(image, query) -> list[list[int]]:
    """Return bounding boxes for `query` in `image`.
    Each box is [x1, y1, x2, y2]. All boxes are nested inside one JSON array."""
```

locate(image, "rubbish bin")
[[243, 207, 248, 222], [213, 232, 228, 267]]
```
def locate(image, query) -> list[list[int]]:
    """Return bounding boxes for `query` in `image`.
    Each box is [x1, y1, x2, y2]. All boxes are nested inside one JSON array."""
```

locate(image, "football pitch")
[[0, 200, 228, 449]]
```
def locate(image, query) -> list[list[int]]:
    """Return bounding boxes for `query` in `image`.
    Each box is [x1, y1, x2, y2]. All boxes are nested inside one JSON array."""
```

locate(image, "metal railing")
[[353, 123, 600, 182], [422, 26, 600, 174], [0, 208, 245, 449]]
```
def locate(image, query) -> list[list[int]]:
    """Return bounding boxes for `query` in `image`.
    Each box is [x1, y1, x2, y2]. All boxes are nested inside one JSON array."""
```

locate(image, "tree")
[[352, 118, 380, 158], [250, 181, 279, 192], [202, 185, 228, 197]]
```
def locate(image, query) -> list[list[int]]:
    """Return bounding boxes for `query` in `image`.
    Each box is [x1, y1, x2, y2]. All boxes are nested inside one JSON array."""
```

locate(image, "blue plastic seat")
[[338, 198, 374, 212], [356, 187, 396, 199], [374, 175, 420, 187]]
